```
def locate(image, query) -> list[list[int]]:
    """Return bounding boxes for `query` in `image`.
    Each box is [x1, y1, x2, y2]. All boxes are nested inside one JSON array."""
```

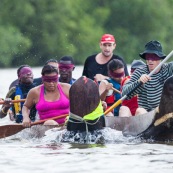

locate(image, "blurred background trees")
[[0, 0, 173, 67]]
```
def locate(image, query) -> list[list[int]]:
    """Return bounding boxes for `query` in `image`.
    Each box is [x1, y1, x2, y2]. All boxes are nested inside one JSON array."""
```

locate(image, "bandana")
[[145, 54, 161, 61], [58, 64, 74, 71], [42, 75, 58, 83], [18, 67, 33, 79], [109, 71, 125, 78]]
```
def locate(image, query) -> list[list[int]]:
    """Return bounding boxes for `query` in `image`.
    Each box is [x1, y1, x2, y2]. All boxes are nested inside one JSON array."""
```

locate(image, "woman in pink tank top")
[[22, 64, 71, 127]]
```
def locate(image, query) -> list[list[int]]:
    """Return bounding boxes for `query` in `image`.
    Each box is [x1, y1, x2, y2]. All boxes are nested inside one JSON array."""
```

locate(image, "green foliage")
[[0, 25, 31, 67], [0, 0, 173, 67]]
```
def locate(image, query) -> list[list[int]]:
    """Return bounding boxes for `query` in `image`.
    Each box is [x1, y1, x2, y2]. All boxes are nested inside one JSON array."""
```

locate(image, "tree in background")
[[0, 0, 173, 67]]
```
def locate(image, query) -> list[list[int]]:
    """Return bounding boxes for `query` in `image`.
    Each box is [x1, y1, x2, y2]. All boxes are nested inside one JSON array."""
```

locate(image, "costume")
[[122, 63, 173, 111], [82, 54, 129, 80], [36, 84, 69, 124]]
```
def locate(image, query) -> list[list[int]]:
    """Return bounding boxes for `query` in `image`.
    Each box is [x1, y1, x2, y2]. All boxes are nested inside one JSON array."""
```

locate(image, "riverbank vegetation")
[[0, 0, 173, 67]]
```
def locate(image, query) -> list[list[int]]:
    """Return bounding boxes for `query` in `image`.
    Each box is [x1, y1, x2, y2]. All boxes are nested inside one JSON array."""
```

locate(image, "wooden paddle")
[[0, 99, 26, 105], [104, 50, 173, 115], [112, 87, 121, 94], [0, 114, 68, 139]]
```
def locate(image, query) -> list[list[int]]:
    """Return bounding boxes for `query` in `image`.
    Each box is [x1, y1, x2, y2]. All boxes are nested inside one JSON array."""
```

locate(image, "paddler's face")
[[100, 43, 116, 57], [19, 67, 34, 84], [145, 54, 161, 72], [43, 72, 58, 91], [58, 61, 74, 83], [110, 68, 125, 83]]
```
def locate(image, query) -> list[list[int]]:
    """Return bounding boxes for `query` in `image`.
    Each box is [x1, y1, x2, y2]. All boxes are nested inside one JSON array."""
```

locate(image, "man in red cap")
[[82, 34, 129, 82]]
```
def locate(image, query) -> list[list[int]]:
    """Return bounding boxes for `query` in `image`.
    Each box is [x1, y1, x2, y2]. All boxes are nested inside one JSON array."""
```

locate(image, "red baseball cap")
[[100, 34, 115, 43]]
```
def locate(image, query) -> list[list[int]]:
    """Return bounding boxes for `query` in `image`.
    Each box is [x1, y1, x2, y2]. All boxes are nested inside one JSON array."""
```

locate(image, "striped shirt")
[[122, 62, 173, 111]]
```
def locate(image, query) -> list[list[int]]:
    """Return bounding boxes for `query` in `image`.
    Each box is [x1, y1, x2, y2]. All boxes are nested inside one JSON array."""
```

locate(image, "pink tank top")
[[36, 84, 69, 124]]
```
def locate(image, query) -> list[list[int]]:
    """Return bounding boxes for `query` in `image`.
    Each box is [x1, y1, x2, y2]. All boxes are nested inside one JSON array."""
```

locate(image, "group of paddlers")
[[1, 33, 173, 139]]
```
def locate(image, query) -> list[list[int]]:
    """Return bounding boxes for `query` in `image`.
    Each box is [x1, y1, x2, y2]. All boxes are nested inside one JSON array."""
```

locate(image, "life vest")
[[121, 76, 130, 86], [103, 79, 121, 116], [13, 84, 37, 123], [13, 86, 24, 123]]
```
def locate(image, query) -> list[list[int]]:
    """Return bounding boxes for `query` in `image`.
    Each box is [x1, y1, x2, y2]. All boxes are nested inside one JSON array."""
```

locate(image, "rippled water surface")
[[0, 67, 173, 173]]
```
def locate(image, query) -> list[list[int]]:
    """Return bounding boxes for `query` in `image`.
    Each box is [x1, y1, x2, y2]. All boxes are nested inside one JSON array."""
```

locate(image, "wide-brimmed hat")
[[139, 40, 166, 59]]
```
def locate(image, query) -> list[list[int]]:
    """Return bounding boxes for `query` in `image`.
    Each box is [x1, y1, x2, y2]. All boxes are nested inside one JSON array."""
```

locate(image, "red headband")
[[42, 75, 58, 83], [18, 67, 33, 78], [109, 71, 125, 78], [58, 64, 74, 70]]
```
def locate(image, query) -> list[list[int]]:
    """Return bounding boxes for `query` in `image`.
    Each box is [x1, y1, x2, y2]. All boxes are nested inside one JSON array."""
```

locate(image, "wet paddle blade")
[[0, 124, 64, 139], [0, 114, 68, 139], [0, 124, 25, 138]]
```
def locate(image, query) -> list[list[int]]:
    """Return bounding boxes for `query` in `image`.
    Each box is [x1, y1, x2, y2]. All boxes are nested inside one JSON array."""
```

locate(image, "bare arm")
[[0, 87, 15, 118], [22, 87, 39, 127], [94, 74, 109, 82], [99, 80, 113, 101], [60, 83, 71, 99]]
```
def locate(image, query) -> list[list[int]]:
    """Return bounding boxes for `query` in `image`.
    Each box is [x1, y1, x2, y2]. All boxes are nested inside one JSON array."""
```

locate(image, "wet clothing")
[[122, 63, 173, 111], [82, 54, 129, 80], [36, 84, 69, 124], [6, 83, 37, 123]]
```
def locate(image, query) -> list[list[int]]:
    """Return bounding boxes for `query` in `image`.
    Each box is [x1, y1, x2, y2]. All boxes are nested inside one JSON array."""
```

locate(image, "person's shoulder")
[[59, 82, 71, 88], [6, 86, 16, 98], [33, 77, 42, 86], [9, 79, 19, 90], [133, 65, 148, 75], [29, 85, 41, 94], [86, 54, 97, 60], [166, 62, 173, 66], [112, 54, 124, 60]]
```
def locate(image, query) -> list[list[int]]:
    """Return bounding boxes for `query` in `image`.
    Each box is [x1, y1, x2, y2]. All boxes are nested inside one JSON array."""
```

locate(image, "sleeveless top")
[[36, 84, 69, 124]]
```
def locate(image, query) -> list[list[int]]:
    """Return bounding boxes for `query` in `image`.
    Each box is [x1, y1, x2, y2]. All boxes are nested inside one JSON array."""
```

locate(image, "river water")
[[0, 66, 173, 173]]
